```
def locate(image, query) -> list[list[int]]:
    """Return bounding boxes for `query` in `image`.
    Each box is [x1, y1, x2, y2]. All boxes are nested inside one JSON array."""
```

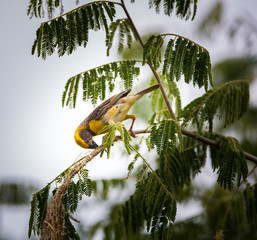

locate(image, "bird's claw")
[[129, 129, 136, 138]]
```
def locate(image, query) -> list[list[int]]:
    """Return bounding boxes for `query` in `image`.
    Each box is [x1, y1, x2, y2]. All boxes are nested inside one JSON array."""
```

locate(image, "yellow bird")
[[74, 84, 159, 149]]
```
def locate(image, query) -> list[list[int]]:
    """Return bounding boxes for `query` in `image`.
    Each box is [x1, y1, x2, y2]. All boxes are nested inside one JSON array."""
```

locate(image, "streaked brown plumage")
[[74, 84, 159, 148]]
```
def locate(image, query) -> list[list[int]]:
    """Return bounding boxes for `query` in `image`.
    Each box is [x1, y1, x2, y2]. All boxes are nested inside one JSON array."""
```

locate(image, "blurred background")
[[0, 0, 257, 239]]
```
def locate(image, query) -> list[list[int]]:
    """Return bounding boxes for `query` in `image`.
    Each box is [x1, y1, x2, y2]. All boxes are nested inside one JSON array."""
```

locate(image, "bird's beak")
[[85, 138, 99, 149]]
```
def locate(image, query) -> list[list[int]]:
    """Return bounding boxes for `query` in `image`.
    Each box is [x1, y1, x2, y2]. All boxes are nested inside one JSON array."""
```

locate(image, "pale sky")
[[0, 0, 256, 239]]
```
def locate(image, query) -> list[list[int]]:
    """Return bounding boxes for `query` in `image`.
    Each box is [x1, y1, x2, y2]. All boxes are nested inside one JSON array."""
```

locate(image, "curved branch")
[[40, 146, 103, 240], [121, 0, 178, 122], [134, 128, 257, 165]]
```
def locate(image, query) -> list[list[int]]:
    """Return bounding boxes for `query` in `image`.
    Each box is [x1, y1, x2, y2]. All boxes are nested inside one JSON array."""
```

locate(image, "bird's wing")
[[87, 89, 131, 122]]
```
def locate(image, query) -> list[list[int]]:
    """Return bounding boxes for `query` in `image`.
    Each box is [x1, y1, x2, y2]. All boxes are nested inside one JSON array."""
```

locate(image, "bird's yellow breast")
[[88, 120, 105, 134]]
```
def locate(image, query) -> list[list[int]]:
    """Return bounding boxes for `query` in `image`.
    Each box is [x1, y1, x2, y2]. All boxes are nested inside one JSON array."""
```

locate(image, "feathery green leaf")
[[211, 136, 248, 190], [150, 119, 182, 156], [180, 80, 249, 132], [64, 213, 80, 239], [28, 193, 38, 238], [144, 34, 212, 90], [100, 122, 132, 158], [37, 185, 50, 234], [143, 35, 164, 69], [106, 18, 136, 56], [64, 181, 79, 213], [32, 2, 116, 58], [62, 60, 140, 107], [148, 0, 197, 20]]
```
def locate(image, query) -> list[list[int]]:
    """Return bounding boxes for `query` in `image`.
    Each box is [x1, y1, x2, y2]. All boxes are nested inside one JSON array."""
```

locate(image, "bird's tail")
[[135, 84, 159, 97]]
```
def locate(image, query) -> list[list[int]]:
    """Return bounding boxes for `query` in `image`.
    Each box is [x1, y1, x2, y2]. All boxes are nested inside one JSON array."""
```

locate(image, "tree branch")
[[120, 0, 257, 166], [134, 128, 257, 165]]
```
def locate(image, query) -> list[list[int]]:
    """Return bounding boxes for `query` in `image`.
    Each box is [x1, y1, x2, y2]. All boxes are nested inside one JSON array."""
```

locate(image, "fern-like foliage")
[[62, 60, 140, 107], [88, 170, 176, 240], [244, 183, 257, 225], [156, 143, 207, 192], [210, 135, 248, 190], [143, 35, 164, 69], [28, 184, 50, 238], [28, 0, 198, 21], [148, 0, 198, 20], [63, 181, 79, 213], [100, 122, 132, 158], [180, 80, 249, 132], [150, 120, 185, 189], [127, 152, 140, 179], [64, 213, 80, 240], [149, 120, 207, 190], [182, 136, 207, 177], [28, 168, 92, 238], [106, 18, 137, 56], [150, 119, 183, 156], [144, 35, 212, 91], [31, 2, 116, 59], [63, 169, 92, 213], [149, 74, 182, 122], [201, 183, 257, 239], [27, 0, 64, 19]]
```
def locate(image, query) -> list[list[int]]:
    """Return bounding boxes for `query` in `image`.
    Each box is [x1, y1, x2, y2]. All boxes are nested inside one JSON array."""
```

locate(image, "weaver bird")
[[74, 84, 159, 149]]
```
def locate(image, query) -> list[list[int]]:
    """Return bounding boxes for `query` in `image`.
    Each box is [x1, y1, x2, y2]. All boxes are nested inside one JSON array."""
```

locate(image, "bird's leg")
[[124, 114, 136, 138]]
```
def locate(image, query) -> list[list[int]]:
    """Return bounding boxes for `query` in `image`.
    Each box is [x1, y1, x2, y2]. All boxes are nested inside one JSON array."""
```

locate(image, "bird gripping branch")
[[74, 84, 159, 149]]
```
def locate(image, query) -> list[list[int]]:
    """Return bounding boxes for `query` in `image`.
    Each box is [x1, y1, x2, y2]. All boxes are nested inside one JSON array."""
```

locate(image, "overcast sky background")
[[0, 0, 257, 239]]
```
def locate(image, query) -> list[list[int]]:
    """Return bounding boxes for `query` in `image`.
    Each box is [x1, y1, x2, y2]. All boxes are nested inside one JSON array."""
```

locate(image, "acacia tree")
[[27, 0, 257, 239]]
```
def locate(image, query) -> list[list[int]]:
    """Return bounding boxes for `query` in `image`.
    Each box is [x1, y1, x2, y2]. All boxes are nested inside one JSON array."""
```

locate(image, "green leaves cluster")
[[180, 80, 249, 132], [87, 170, 177, 240], [28, 168, 92, 238], [211, 136, 248, 190], [150, 74, 182, 119], [27, 0, 64, 18], [106, 18, 137, 55], [63, 169, 92, 213], [32, 2, 116, 59], [149, 120, 206, 190], [144, 35, 213, 91], [143, 35, 164, 69], [100, 122, 132, 158], [150, 119, 183, 156], [28, 0, 197, 20], [28, 185, 50, 238], [148, 0, 198, 20], [62, 60, 140, 107], [244, 183, 257, 225]]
